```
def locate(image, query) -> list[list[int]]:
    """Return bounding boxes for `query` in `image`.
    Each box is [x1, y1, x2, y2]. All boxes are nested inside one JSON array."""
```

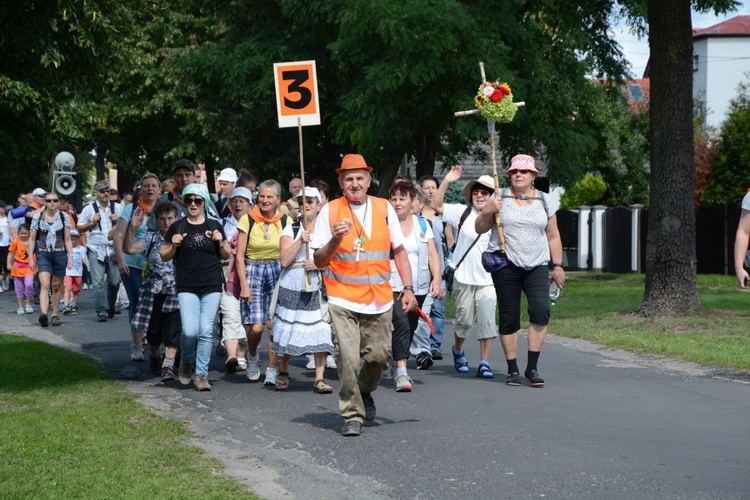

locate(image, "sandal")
[[452, 346, 469, 373], [476, 361, 494, 379], [313, 379, 333, 394], [51, 315, 62, 327], [275, 371, 290, 391]]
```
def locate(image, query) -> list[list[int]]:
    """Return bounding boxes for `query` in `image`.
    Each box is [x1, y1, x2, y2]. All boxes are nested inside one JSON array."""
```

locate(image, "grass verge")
[[0, 334, 257, 499], [445, 273, 750, 372]]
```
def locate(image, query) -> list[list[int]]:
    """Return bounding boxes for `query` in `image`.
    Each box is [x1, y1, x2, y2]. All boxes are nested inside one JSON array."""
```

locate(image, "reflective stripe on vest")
[[325, 196, 392, 306]]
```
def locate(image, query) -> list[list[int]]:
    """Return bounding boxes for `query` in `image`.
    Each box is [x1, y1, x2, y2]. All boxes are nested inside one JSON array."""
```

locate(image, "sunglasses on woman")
[[185, 197, 204, 206]]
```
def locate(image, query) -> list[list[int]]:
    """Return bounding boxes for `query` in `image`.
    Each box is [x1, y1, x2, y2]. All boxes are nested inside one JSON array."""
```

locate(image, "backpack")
[[500, 189, 550, 218], [244, 213, 291, 234], [91, 200, 117, 231]]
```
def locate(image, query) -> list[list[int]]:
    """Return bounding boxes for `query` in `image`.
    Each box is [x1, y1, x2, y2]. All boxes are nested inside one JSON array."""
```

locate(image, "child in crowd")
[[7, 224, 36, 314], [63, 229, 87, 314]]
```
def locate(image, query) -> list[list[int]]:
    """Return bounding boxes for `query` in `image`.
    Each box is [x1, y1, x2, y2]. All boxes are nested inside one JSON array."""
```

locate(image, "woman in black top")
[[160, 183, 232, 391]]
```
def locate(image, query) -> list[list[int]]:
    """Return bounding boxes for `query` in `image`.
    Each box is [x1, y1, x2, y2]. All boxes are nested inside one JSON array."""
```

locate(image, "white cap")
[[230, 187, 253, 202], [294, 186, 321, 202], [70, 229, 80, 237], [217, 168, 238, 183], [32, 188, 47, 197]]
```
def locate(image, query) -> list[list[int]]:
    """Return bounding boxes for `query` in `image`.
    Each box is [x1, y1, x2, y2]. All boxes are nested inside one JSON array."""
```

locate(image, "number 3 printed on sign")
[[282, 70, 312, 110], [273, 60, 321, 128]]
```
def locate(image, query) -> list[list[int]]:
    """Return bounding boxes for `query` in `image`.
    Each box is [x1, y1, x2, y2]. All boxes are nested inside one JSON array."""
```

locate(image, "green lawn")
[[447, 273, 750, 372], [0, 334, 258, 499]]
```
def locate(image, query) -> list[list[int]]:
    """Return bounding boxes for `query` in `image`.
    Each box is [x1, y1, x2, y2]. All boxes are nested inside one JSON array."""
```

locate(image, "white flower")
[[482, 85, 495, 98]]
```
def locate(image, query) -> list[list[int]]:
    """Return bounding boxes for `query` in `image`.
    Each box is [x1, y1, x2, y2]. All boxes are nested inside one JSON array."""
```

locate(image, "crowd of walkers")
[[0, 153, 565, 436]]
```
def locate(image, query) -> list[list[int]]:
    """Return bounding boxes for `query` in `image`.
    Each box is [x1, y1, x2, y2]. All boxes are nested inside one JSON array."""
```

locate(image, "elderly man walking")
[[312, 154, 417, 437]]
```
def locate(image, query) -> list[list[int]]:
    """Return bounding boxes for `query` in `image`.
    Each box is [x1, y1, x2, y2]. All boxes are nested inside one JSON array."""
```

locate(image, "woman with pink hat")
[[475, 154, 565, 388]]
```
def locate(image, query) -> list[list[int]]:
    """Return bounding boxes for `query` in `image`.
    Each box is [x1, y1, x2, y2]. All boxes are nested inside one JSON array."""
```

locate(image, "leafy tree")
[[701, 80, 750, 205], [560, 174, 608, 209]]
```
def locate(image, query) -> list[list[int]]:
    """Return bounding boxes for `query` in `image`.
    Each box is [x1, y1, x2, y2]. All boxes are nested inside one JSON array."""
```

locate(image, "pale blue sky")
[[614, 3, 750, 78]]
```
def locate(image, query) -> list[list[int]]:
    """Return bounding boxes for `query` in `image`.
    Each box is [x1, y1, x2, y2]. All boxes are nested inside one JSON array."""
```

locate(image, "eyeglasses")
[[507, 170, 532, 175], [185, 197, 204, 206], [97, 188, 109, 194], [45, 198, 58, 203], [472, 189, 491, 197]]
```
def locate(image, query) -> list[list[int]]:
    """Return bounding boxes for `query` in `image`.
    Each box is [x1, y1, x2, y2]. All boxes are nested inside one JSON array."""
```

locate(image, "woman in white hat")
[[433, 166, 498, 378], [475, 154, 565, 387]]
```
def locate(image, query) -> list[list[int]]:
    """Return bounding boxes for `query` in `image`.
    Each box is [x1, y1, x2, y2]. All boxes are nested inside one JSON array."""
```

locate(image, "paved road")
[[3, 288, 749, 499]]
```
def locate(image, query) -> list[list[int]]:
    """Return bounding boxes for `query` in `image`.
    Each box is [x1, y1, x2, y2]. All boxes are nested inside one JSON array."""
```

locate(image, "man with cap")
[[24, 188, 46, 223], [433, 165, 498, 379], [149, 159, 220, 231], [311, 153, 417, 437], [78, 179, 123, 322], [216, 167, 238, 219]]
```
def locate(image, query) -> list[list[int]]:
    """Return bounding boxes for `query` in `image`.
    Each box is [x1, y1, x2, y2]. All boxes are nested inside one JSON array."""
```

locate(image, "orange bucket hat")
[[336, 154, 374, 174]]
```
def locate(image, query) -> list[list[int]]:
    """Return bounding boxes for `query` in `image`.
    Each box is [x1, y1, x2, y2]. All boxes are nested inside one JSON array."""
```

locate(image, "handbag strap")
[[453, 233, 481, 270]]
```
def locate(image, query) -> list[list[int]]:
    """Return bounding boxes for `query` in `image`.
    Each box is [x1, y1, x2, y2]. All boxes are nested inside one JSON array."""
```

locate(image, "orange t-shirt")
[[8, 237, 35, 277]]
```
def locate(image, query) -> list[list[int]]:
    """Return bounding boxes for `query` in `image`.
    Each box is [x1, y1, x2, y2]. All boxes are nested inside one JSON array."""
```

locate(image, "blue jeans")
[[429, 295, 446, 353], [87, 250, 120, 316], [178, 292, 221, 376], [120, 266, 143, 328]]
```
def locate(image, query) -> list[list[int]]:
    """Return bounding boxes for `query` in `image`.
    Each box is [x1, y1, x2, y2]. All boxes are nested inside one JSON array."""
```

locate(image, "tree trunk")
[[639, 0, 702, 316], [375, 149, 408, 198], [95, 144, 107, 181], [415, 132, 438, 180]]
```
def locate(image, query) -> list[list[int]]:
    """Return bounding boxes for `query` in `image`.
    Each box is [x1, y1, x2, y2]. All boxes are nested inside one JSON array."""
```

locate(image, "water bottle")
[[549, 281, 561, 305]]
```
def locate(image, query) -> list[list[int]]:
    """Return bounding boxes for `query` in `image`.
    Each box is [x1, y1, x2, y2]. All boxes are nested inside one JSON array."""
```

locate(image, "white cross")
[[353, 238, 364, 263]]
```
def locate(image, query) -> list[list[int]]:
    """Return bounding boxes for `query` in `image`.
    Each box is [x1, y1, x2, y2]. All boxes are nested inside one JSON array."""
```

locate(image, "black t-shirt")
[[164, 218, 225, 294]]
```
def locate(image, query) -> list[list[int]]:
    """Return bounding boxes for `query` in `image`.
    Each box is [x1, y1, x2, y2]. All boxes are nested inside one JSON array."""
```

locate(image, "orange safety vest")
[[325, 196, 392, 308]]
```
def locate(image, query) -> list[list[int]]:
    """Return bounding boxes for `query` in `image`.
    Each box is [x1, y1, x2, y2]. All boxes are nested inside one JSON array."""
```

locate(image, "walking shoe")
[[178, 361, 194, 385], [149, 355, 163, 375], [39, 313, 48, 327], [194, 374, 212, 391], [305, 355, 316, 370], [452, 346, 469, 373], [524, 369, 545, 387], [17, 307, 25, 315], [97, 313, 108, 322], [263, 367, 278, 386], [25, 305, 33, 314], [51, 315, 62, 327], [395, 373, 413, 392], [58, 300, 66, 313], [225, 356, 239, 373], [415, 352, 434, 370], [1, 278, 9, 291], [431, 349, 443, 360], [70, 306, 78, 315], [237, 359, 247, 372], [326, 354, 337, 369], [506, 371, 522, 386], [62, 306, 71, 315], [121, 301, 130, 310], [216, 343, 227, 357], [246, 354, 260, 381], [114, 303, 122, 315], [161, 366, 175, 382], [362, 392, 376, 421], [130, 345, 145, 362], [341, 420, 362, 437]]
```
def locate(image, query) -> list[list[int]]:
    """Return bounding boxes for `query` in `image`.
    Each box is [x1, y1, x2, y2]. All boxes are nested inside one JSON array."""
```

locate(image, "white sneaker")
[[326, 354, 337, 369], [237, 359, 247, 372], [25, 305, 33, 314], [263, 367, 277, 386], [17, 307, 25, 315], [130, 344, 145, 362], [1, 279, 8, 291], [395, 373, 413, 392], [305, 355, 315, 370], [246, 354, 260, 381]]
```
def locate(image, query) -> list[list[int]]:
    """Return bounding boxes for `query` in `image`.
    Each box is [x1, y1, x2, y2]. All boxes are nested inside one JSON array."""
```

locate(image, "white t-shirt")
[[741, 192, 750, 211], [0, 216, 9, 246], [390, 214, 434, 295], [66, 245, 88, 277], [442, 203, 492, 286], [281, 221, 311, 262], [311, 196, 405, 314]]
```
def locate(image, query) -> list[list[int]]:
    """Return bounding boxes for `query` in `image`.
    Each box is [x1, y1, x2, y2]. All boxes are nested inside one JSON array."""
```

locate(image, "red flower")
[[499, 85, 510, 96], [490, 89, 504, 102]]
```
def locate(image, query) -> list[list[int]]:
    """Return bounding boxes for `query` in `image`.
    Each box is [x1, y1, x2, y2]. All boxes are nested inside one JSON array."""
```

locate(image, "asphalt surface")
[[3, 287, 750, 499]]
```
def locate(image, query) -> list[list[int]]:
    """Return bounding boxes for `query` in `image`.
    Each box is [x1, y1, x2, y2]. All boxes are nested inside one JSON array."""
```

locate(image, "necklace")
[[346, 198, 368, 262], [262, 222, 271, 240]]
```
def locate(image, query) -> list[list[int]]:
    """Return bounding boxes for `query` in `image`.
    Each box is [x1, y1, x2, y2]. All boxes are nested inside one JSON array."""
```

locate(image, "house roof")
[[693, 15, 750, 40], [626, 78, 650, 111]]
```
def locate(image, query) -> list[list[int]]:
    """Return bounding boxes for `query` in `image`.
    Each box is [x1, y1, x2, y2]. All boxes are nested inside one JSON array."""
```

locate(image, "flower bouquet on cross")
[[475, 80, 518, 123]]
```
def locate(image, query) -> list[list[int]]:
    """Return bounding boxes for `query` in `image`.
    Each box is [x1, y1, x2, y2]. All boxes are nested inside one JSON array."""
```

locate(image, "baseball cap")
[[294, 186, 322, 202], [217, 168, 238, 183], [173, 159, 196, 173], [32, 188, 47, 197]]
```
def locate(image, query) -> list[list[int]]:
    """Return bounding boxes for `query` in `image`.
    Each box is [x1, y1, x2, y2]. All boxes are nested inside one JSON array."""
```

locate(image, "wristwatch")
[[553, 263, 564, 269], [403, 285, 414, 292]]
